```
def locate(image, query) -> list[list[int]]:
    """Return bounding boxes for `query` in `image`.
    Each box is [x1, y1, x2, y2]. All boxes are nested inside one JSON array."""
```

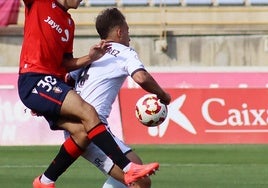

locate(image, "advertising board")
[[120, 88, 268, 144], [1, 70, 268, 145]]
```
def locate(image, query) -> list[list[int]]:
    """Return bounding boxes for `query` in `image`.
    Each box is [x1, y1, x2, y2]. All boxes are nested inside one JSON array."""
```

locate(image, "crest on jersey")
[[53, 86, 62, 94], [52, 2, 56, 9]]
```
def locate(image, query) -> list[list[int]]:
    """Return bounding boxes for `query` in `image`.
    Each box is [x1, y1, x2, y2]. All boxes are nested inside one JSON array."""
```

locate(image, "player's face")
[[120, 22, 130, 47], [63, 0, 82, 9]]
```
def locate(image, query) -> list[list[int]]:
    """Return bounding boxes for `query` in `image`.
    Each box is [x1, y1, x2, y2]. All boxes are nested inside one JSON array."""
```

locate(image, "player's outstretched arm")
[[132, 70, 171, 105]]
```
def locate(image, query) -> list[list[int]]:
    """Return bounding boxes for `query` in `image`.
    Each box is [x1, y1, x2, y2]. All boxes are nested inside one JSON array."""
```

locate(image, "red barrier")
[[119, 88, 268, 144]]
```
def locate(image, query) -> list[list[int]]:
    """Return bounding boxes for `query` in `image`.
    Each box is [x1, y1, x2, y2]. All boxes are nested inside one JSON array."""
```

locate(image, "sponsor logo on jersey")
[[32, 88, 38, 94], [44, 16, 69, 42], [52, 2, 56, 9]]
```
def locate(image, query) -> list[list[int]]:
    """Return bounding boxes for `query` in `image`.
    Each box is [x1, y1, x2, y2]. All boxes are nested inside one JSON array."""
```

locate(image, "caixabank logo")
[[147, 94, 196, 138], [120, 89, 268, 144]]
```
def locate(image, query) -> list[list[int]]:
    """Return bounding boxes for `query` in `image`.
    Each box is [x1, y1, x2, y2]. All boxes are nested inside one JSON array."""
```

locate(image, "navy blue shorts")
[[18, 73, 72, 130]]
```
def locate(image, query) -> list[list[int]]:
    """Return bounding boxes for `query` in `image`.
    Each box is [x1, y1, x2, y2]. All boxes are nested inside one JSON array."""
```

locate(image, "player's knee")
[[79, 102, 101, 127], [69, 126, 89, 149]]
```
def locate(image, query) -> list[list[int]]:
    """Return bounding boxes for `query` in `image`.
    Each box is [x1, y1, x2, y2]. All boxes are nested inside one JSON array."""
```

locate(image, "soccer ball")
[[135, 94, 168, 127]]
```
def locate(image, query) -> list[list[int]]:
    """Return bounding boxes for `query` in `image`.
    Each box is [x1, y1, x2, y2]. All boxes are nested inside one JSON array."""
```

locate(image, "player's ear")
[[117, 27, 122, 39]]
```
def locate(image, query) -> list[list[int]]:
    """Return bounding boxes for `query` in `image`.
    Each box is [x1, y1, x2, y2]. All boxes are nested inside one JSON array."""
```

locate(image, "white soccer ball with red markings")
[[135, 94, 168, 127]]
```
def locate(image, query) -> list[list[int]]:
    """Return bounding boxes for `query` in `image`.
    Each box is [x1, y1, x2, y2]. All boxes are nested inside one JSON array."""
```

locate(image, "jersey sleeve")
[[124, 48, 146, 76], [70, 68, 82, 81]]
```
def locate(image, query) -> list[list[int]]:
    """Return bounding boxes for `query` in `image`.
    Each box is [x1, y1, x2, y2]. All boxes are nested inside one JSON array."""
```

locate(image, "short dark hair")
[[95, 8, 126, 39]]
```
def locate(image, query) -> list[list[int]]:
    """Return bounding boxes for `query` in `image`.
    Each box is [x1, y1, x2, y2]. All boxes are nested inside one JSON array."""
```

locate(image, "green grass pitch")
[[1, 144, 268, 188]]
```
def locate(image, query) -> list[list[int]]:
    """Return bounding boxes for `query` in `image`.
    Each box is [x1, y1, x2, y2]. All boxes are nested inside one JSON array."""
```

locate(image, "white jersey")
[[66, 43, 145, 177], [71, 42, 145, 124]]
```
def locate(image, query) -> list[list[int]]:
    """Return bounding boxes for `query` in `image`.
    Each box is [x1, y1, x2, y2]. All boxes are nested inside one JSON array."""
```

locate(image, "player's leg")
[[81, 144, 151, 188], [103, 177, 126, 188], [79, 130, 152, 188], [101, 151, 151, 188], [57, 114, 158, 186], [18, 74, 88, 187], [59, 91, 132, 169], [71, 131, 155, 187], [81, 141, 152, 188], [17, 74, 127, 186], [77, 136, 125, 184], [19, 74, 158, 186], [105, 130, 152, 188], [103, 176, 151, 188], [81, 142, 125, 184], [63, 128, 153, 188], [60, 90, 159, 185], [125, 151, 151, 188], [38, 120, 88, 186]]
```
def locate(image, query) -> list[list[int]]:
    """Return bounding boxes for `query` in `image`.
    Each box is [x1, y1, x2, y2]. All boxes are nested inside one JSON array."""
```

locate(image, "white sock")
[[40, 174, 54, 184], [102, 176, 127, 188], [123, 162, 132, 173]]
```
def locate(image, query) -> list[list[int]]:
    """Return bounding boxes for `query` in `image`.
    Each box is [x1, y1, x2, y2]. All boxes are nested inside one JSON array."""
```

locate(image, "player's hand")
[[30, 109, 42, 117], [88, 40, 111, 62], [64, 73, 75, 87]]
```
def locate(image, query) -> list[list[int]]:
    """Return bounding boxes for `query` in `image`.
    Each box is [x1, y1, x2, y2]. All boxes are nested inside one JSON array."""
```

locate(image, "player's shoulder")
[[112, 43, 136, 52], [106, 43, 137, 59]]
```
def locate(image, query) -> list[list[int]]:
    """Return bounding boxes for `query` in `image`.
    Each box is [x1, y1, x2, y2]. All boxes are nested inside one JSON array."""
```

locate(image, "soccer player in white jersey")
[[65, 8, 171, 188]]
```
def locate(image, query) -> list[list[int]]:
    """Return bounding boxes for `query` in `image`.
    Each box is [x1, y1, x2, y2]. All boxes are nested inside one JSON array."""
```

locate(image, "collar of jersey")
[[55, 0, 68, 12]]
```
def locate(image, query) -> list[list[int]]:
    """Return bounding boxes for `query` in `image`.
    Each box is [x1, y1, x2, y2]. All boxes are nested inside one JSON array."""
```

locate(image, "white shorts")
[[64, 127, 131, 174]]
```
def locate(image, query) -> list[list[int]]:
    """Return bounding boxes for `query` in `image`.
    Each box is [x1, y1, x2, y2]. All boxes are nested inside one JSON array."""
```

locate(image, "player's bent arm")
[[62, 41, 111, 72], [132, 70, 171, 105], [62, 55, 94, 72]]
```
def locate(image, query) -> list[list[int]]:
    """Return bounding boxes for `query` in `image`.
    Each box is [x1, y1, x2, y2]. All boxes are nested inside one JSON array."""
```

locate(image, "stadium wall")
[[2, 5, 268, 145], [1, 6, 268, 67], [2, 33, 268, 67]]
